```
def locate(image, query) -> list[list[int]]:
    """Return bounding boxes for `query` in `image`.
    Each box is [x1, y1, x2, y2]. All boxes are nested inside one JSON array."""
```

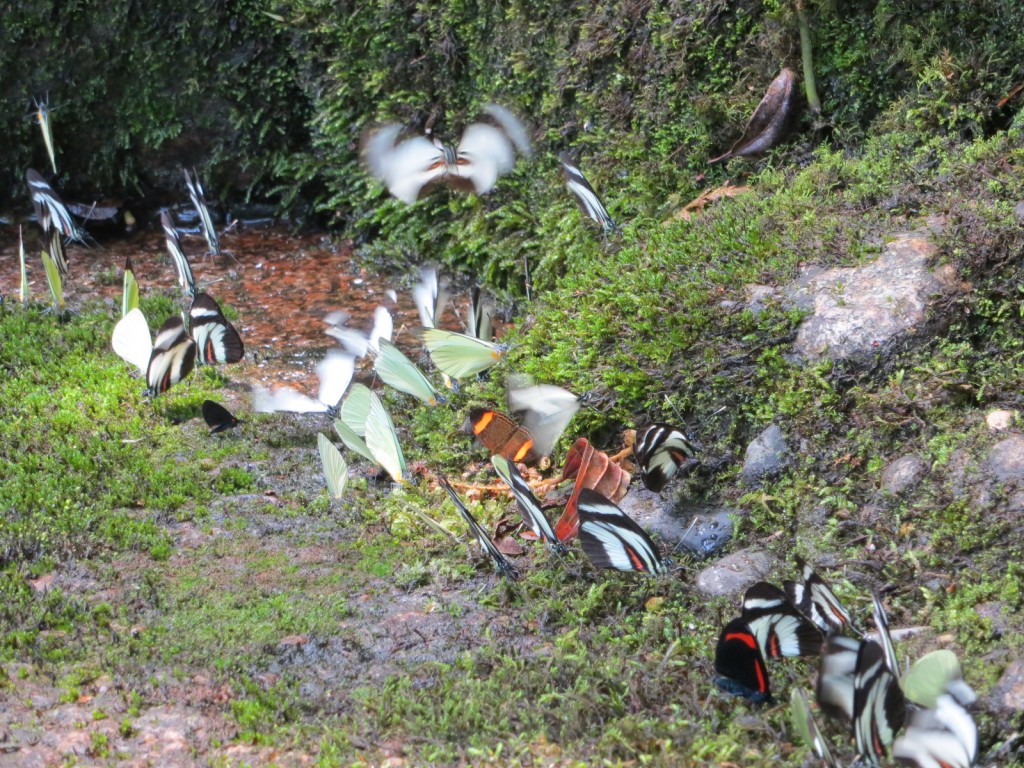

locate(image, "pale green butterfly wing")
[[790, 688, 839, 768], [18, 226, 29, 305], [902, 649, 973, 708], [417, 327, 507, 379], [374, 339, 441, 406], [317, 433, 348, 500], [333, 418, 374, 463], [339, 383, 373, 437], [122, 257, 140, 316], [40, 247, 64, 313], [364, 392, 406, 483]]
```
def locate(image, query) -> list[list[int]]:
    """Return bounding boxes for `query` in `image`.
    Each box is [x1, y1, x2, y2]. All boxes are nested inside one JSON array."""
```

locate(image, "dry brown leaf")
[[709, 68, 798, 163]]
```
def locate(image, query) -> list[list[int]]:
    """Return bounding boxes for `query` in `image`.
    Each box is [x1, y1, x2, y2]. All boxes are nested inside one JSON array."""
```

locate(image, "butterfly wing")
[[375, 340, 441, 406], [507, 383, 580, 458], [418, 327, 507, 379], [146, 315, 196, 396], [784, 556, 856, 635], [633, 423, 697, 492], [576, 488, 667, 575], [189, 292, 244, 365], [40, 246, 64, 313], [464, 407, 540, 465], [902, 650, 976, 710], [317, 433, 348, 500], [412, 264, 450, 328], [316, 350, 356, 412], [112, 307, 153, 375], [363, 125, 447, 204], [490, 455, 565, 554], [468, 286, 494, 341], [853, 640, 907, 766], [201, 400, 241, 433], [122, 256, 140, 316], [790, 688, 840, 768], [741, 582, 823, 659], [560, 152, 617, 235], [714, 617, 772, 703], [892, 692, 977, 768], [453, 123, 516, 195], [816, 634, 861, 722], [160, 210, 196, 298], [183, 168, 220, 255], [439, 477, 519, 580], [339, 383, 373, 436], [26, 168, 79, 240], [364, 391, 407, 483], [333, 417, 375, 463]]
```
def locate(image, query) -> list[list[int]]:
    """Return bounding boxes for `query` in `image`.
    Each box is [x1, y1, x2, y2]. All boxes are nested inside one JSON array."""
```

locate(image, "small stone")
[[1014, 201, 1024, 222], [989, 659, 1024, 712], [742, 424, 790, 484], [695, 548, 774, 597], [880, 455, 928, 494], [986, 410, 1017, 431], [675, 510, 736, 559], [987, 435, 1024, 482]]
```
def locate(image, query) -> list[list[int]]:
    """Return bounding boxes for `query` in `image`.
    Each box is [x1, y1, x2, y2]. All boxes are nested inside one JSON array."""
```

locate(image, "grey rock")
[[742, 424, 790, 484], [695, 548, 774, 597], [988, 658, 1024, 712], [986, 435, 1024, 482], [619, 491, 737, 558], [975, 601, 1011, 636], [1014, 201, 1024, 222], [787, 226, 961, 363], [675, 509, 736, 559], [881, 454, 928, 494]]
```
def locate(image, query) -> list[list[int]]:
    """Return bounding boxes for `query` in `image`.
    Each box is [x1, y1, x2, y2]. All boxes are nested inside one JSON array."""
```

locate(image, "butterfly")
[[490, 455, 566, 554], [363, 389, 407, 484], [317, 433, 348, 500], [122, 256, 140, 317], [202, 400, 242, 434], [26, 168, 81, 242], [251, 349, 355, 413], [412, 264, 450, 328], [189, 292, 244, 365], [374, 339, 443, 406], [363, 104, 531, 204], [33, 97, 57, 175], [507, 382, 582, 460], [324, 306, 393, 358], [330, 384, 376, 463], [853, 638, 907, 766], [17, 226, 29, 305], [714, 616, 773, 703], [784, 556, 856, 635], [438, 477, 519, 579], [902, 650, 976, 710], [417, 327, 508, 380], [39, 244, 65, 315], [464, 407, 543, 465], [790, 688, 840, 768], [633, 423, 697, 493], [892, 687, 977, 768], [161, 209, 196, 298], [183, 168, 220, 256], [468, 286, 494, 341], [576, 488, 668, 575], [559, 152, 619, 236], [740, 582, 823, 659], [816, 633, 862, 722], [149, 316, 197, 396]]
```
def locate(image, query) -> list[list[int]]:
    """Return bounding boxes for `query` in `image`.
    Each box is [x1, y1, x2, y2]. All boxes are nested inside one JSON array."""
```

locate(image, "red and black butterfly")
[[714, 617, 773, 703]]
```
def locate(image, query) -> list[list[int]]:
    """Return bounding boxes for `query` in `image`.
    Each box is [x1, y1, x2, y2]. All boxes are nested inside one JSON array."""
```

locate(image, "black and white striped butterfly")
[[26, 168, 82, 242], [741, 582, 823, 660], [491, 455, 566, 555], [183, 168, 220, 256], [633, 423, 697, 492], [784, 556, 857, 635], [147, 316, 197, 396], [189, 292, 244, 365], [853, 637, 907, 766], [439, 477, 519, 580], [468, 286, 494, 342], [576, 488, 667, 575], [363, 103, 531, 204], [161, 209, 196, 298], [559, 152, 619, 236]]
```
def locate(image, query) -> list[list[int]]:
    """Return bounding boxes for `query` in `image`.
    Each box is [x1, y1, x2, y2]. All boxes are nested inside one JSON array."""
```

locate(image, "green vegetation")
[[3, 1, 1024, 765]]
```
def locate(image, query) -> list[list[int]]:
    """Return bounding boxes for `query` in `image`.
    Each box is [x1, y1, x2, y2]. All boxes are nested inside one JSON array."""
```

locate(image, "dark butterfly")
[[439, 477, 519, 580], [576, 488, 668, 575], [146, 315, 196, 396], [189, 292, 244, 365], [183, 168, 220, 256], [633, 423, 697, 492], [559, 152, 619, 236], [853, 638, 907, 766], [363, 104, 531, 204], [490, 454, 566, 555], [784, 556, 856, 635], [741, 582, 823, 659], [464, 407, 542, 465], [892, 687, 977, 768], [201, 400, 242, 434], [714, 616, 773, 703], [161, 209, 196, 298]]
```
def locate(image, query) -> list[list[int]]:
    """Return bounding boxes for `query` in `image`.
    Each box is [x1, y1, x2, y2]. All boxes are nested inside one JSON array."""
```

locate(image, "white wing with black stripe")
[[188, 292, 244, 365], [146, 315, 196, 396], [576, 488, 667, 575]]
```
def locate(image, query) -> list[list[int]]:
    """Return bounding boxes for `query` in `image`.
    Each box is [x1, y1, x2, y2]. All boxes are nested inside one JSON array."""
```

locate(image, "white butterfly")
[[251, 350, 355, 413]]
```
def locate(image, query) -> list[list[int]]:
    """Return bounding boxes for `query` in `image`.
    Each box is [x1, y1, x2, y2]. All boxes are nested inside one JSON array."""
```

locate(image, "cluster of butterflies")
[[714, 559, 979, 767], [109, 176, 243, 396], [362, 103, 620, 236]]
